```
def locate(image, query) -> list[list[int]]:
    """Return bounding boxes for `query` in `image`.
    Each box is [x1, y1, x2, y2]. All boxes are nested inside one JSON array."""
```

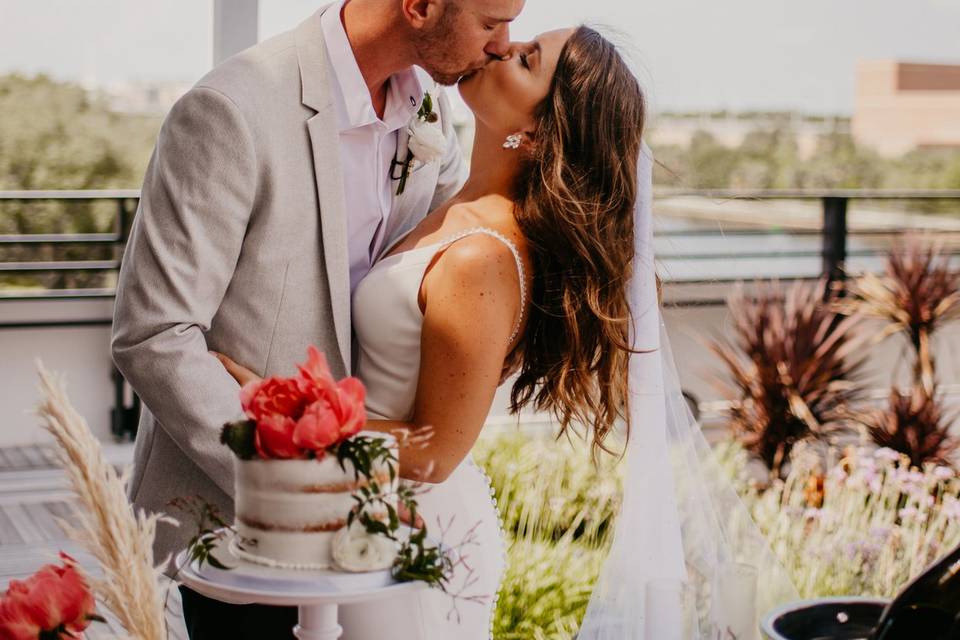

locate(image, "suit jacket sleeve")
[[111, 86, 257, 498], [430, 88, 468, 210]]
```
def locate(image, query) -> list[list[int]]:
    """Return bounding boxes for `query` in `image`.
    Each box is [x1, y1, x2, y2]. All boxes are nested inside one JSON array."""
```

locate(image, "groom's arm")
[[111, 86, 257, 498], [429, 88, 468, 210]]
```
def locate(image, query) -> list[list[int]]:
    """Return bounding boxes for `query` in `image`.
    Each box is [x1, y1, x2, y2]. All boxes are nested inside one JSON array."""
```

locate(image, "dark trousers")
[[179, 585, 299, 639]]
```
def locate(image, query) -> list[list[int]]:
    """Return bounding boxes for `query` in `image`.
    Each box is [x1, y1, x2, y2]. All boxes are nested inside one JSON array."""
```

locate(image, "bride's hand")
[[210, 351, 261, 386]]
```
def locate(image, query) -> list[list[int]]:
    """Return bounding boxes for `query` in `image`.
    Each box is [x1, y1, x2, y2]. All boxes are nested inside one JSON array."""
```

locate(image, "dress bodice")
[[352, 226, 526, 421]]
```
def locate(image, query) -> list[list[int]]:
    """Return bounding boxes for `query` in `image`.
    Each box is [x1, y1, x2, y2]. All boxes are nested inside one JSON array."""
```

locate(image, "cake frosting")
[[232, 432, 398, 570]]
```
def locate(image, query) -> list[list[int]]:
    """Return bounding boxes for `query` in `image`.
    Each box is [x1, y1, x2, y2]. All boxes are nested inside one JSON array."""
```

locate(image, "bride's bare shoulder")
[[423, 224, 528, 314], [422, 234, 524, 331]]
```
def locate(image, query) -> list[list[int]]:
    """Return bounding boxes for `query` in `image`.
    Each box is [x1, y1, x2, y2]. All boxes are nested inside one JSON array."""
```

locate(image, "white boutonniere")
[[392, 91, 445, 195]]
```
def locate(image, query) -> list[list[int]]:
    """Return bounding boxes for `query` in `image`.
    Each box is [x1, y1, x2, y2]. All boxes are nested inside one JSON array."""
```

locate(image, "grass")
[[474, 430, 618, 639], [475, 428, 960, 638]]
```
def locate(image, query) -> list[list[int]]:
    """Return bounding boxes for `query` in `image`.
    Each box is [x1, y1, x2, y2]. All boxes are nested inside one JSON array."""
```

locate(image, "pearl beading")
[[436, 227, 528, 346], [466, 456, 508, 640], [226, 532, 333, 570]]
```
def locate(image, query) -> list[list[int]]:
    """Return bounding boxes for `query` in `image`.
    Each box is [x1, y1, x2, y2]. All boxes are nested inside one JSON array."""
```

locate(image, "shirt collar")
[[321, 1, 425, 133]]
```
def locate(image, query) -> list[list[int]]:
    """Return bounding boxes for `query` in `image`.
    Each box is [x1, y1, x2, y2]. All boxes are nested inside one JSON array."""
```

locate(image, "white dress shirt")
[[321, 2, 425, 293]]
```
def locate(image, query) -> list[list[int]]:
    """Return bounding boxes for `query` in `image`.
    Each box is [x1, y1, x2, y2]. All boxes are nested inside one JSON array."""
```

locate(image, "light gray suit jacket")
[[111, 7, 465, 575]]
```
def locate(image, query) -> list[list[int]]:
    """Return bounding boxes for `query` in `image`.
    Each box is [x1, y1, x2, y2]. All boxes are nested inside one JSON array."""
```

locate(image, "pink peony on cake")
[[220, 346, 400, 571]]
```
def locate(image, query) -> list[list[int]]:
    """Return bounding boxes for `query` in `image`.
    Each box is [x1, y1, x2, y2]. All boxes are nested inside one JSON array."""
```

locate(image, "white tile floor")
[[0, 443, 189, 639]]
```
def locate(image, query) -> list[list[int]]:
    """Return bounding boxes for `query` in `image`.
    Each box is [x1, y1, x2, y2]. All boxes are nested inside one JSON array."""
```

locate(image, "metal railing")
[[655, 188, 960, 283], [2, 188, 960, 438], [0, 191, 139, 438], [2, 188, 960, 300], [0, 190, 138, 299]]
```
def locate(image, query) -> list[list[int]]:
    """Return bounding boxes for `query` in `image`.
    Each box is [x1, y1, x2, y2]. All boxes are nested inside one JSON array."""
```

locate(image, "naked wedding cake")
[[219, 346, 401, 572], [231, 433, 398, 570]]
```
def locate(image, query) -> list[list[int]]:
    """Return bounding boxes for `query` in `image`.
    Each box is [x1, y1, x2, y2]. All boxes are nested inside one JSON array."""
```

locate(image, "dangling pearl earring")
[[503, 133, 523, 150]]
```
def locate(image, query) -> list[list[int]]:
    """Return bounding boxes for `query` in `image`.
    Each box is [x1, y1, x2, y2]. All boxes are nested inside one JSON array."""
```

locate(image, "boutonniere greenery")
[[392, 91, 446, 196]]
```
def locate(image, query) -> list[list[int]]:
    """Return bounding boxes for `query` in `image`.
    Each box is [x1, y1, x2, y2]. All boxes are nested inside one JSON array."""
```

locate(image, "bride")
[[218, 24, 798, 640]]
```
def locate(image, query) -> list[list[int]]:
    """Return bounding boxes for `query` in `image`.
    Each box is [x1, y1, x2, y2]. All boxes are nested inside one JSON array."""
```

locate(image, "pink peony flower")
[[296, 346, 339, 403], [232, 346, 368, 460], [293, 400, 342, 454], [0, 553, 99, 639], [253, 413, 304, 460], [293, 378, 366, 454], [240, 377, 308, 424], [333, 377, 367, 440]]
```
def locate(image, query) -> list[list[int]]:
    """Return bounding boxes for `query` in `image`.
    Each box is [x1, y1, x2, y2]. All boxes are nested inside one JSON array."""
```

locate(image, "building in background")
[[853, 60, 960, 157]]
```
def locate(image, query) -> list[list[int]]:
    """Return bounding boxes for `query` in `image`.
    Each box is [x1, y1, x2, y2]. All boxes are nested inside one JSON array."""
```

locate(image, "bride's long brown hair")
[[509, 26, 646, 458]]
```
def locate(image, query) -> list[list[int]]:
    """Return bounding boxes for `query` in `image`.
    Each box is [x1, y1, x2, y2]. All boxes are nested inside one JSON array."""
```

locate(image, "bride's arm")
[[213, 237, 522, 484], [365, 237, 522, 483]]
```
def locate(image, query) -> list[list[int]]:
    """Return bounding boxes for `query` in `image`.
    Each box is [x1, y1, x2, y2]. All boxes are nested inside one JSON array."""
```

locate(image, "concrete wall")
[[5, 291, 960, 448], [0, 297, 116, 448]]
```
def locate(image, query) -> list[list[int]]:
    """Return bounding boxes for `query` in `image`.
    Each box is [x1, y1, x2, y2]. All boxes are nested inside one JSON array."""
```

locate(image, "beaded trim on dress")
[[433, 226, 528, 345], [375, 225, 527, 345], [466, 456, 509, 639]]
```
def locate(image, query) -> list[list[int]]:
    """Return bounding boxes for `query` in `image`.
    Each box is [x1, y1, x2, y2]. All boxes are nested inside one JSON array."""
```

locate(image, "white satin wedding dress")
[[340, 227, 522, 639]]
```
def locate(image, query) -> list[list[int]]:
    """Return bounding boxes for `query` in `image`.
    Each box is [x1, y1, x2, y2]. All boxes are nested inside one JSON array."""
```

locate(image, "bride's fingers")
[[209, 351, 260, 386], [209, 350, 235, 371]]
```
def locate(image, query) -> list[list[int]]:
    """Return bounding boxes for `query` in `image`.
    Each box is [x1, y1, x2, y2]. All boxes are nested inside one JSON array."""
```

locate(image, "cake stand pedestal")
[[175, 529, 427, 640]]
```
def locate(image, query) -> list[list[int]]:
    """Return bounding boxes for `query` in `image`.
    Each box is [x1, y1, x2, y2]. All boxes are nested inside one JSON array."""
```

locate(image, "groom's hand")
[[210, 351, 261, 387]]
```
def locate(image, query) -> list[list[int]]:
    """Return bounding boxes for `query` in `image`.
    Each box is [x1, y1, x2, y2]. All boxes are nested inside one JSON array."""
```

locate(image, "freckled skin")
[[359, 227, 531, 482]]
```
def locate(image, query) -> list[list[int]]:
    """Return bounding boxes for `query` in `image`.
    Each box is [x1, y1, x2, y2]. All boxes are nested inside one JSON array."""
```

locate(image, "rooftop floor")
[[0, 443, 189, 640]]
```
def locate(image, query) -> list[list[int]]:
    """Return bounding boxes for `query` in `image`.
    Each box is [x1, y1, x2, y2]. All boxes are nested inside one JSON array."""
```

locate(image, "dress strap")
[[438, 227, 527, 345]]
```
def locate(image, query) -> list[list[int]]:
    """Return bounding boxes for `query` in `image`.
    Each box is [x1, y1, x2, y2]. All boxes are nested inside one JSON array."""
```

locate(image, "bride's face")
[[458, 28, 573, 135]]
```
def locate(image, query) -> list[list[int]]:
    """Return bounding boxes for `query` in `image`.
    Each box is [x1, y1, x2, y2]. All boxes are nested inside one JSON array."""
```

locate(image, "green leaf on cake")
[[333, 432, 453, 590], [220, 420, 257, 460], [167, 496, 237, 573]]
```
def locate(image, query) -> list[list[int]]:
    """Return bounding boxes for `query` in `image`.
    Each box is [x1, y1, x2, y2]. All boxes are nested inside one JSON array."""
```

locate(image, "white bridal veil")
[[577, 145, 801, 639]]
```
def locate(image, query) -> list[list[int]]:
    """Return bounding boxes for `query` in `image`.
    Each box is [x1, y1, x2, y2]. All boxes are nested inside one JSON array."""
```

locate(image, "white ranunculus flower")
[[331, 521, 398, 572], [407, 118, 446, 165]]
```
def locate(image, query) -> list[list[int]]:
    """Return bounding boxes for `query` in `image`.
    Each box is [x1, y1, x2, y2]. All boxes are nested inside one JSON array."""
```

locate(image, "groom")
[[111, 0, 523, 637]]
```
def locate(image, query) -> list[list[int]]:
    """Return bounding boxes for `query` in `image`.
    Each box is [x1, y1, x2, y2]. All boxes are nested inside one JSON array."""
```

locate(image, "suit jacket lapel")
[[296, 7, 352, 374]]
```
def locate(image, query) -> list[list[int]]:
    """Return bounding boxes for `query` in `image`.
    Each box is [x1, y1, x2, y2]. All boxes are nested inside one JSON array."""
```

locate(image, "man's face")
[[414, 0, 526, 86]]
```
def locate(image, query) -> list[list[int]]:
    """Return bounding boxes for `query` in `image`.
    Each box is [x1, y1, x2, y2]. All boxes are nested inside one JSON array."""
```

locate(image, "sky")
[[1, 0, 958, 115]]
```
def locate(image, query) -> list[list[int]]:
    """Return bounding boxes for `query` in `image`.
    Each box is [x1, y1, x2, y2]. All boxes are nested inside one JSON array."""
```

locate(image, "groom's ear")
[[401, 0, 444, 30]]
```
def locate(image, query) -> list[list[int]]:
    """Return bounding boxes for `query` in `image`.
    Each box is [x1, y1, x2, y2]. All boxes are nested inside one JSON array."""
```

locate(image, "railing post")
[[822, 197, 848, 286], [115, 198, 126, 261], [213, 0, 259, 66], [117, 197, 135, 240], [111, 366, 125, 440], [110, 366, 140, 441], [115, 197, 137, 262]]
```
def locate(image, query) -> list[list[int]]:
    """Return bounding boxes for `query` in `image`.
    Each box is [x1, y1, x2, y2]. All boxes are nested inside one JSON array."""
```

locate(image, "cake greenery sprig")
[[344, 453, 454, 589], [214, 346, 454, 587], [168, 495, 235, 571]]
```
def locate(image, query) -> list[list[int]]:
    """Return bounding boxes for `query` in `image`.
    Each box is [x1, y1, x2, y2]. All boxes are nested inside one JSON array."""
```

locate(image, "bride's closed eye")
[[519, 41, 541, 72]]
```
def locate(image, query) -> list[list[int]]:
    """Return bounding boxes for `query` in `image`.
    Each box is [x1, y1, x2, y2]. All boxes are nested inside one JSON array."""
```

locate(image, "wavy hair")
[[509, 26, 646, 459]]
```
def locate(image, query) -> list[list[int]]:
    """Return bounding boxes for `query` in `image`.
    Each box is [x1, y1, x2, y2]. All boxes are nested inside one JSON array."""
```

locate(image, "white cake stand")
[[175, 528, 427, 640]]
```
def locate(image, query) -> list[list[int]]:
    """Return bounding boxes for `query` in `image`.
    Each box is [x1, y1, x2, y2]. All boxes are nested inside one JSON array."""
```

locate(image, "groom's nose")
[[483, 23, 512, 60]]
